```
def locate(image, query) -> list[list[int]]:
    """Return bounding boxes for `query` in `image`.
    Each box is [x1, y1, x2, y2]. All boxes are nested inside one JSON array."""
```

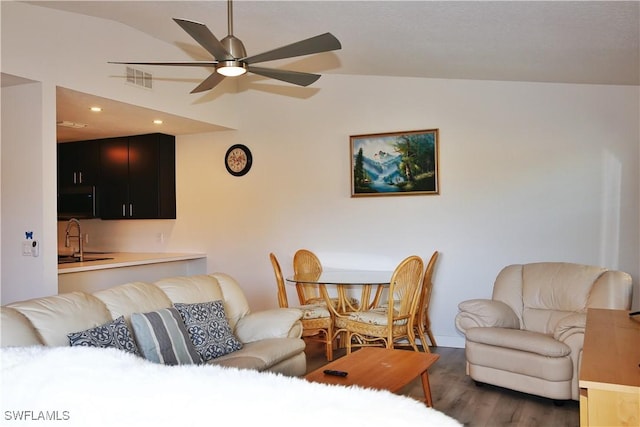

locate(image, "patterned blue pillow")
[[67, 316, 140, 356], [130, 307, 202, 366], [173, 300, 243, 361]]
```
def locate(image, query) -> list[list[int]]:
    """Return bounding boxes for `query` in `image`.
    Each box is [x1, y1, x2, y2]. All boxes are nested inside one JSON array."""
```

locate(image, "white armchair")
[[455, 262, 632, 401]]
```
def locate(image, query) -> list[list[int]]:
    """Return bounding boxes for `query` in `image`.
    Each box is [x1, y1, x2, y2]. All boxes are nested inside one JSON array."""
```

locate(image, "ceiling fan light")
[[216, 61, 247, 77]]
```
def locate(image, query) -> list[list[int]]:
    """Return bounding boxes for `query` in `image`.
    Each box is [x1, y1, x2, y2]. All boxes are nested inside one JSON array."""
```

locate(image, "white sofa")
[[454, 262, 633, 401], [0, 273, 463, 426], [1, 273, 306, 376]]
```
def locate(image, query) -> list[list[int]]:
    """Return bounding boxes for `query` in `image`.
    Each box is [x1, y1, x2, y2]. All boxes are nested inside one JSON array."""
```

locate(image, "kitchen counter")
[[57, 252, 207, 294], [58, 252, 206, 274]]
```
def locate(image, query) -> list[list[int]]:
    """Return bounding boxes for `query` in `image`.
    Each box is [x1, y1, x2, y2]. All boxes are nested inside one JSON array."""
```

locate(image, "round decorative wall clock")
[[224, 144, 252, 176]]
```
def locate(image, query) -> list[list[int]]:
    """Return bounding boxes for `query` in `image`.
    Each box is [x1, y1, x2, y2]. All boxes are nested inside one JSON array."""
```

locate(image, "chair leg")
[[425, 328, 437, 348], [325, 329, 333, 361], [417, 327, 431, 353], [346, 332, 352, 354], [407, 333, 419, 352]]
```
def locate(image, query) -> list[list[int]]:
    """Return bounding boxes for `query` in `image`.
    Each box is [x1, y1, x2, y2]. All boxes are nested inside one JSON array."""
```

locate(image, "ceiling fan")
[[109, 0, 341, 93]]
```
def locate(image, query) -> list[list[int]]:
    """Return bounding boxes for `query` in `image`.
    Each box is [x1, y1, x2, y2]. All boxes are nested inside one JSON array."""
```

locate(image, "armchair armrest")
[[234, 308, 303, 343], [455, 299, 520, 334], [553, 312, 586, 342]]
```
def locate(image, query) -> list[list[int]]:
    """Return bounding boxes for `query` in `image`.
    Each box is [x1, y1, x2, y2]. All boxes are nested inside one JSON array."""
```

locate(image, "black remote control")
[[323, 369, 348, 377]]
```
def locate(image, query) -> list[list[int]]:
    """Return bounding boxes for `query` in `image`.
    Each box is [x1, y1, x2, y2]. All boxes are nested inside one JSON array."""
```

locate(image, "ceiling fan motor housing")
[[221, 35, 247, 59]]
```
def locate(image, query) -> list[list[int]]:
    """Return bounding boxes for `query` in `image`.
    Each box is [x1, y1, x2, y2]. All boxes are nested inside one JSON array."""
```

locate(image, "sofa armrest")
[[455, 299, 520, 334], [553, 312, 586, 342], [234, 308, 303, 343]]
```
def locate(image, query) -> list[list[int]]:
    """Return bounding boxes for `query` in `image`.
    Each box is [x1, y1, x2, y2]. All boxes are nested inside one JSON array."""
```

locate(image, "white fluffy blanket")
[[1, 346, 461, 427]]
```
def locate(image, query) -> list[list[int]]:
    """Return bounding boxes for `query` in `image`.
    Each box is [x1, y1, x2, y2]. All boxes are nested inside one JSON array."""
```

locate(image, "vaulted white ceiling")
[[29, 0, 640, 85], [15, 1, 640, 141]]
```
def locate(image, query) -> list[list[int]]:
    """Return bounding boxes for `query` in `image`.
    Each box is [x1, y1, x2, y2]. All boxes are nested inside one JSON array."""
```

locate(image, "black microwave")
[[57, 185, 98, 219]]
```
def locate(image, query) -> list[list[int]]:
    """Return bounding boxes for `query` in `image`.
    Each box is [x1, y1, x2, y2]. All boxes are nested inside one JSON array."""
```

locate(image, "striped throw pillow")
[[131, 307, 202, 365]]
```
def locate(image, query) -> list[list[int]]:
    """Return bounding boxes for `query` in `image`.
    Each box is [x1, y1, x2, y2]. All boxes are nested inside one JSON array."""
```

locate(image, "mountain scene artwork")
[[351, 129, 439, 197]]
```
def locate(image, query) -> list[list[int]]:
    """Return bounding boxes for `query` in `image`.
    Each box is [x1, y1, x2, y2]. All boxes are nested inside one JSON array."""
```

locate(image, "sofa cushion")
[[174, 300, 243, 361], [466, 327, 571, 357], [0, 306, 43, 347], [522, 263, 605, 311], [93, 282, 172, 324], [234, 308, 303, 343], [587, 270, 633, 309], [553, 312, 587, 341], [208, 337, 305, 371], [154, 275, 223, 305], [8, 292, 112, 347], [209, 273, 251, 330], [456, 299, 520, 333], [521, 263, 605, 333], [68, 316, 140, 356], [131, 308, 202, 365], [466, 340, 573, 382]]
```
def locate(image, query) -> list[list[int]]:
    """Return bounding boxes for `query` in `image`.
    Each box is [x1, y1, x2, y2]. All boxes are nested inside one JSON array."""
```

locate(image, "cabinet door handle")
[[73, 172, 77, 184], [78, 171, 83, 184], [129, 204, 133, 217], [122, 204, 126, 217]]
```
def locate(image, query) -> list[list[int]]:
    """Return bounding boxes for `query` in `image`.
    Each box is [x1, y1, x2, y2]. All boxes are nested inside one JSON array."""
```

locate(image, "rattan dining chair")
[[293, 249, 325, 306], [344, 255, 424, 354], [270, 252, 334, 361], [413, 251, 439, 352], [293, 249, 359, 312]]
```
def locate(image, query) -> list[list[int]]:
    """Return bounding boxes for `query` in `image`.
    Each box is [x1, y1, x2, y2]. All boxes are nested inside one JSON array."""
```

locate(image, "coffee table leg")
[[420, 371, 434, 407]]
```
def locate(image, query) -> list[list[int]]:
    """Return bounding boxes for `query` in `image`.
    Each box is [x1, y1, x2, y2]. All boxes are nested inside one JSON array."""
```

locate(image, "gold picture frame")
[[351, 129, 439, 197]]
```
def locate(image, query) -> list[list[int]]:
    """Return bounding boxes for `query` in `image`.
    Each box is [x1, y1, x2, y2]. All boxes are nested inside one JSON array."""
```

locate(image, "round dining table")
[[286, 270, 393, 314]]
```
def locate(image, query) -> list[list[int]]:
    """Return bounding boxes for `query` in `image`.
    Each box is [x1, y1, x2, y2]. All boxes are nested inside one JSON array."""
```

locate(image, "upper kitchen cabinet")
[[57, 140, 100, 187], [99, 133, 176, 219]]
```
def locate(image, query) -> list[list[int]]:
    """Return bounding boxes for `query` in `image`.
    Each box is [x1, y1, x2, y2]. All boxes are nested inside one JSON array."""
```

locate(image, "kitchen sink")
[[58, 255, 114, 264]]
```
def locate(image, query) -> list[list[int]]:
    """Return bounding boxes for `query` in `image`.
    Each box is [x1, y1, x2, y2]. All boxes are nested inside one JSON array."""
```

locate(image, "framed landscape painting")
[[351, 129, 439, 197]]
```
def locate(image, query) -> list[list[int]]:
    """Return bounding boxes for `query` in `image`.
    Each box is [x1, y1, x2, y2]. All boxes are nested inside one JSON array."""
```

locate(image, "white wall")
[[158, 75, 638, 347], [2, 2, 638, 347], [1, 81, 59, 303]]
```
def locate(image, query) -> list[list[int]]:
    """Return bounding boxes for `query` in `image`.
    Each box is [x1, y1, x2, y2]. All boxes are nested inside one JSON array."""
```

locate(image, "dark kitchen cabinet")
[[99, 133, 176, 219], [57, 140, 100, 187]]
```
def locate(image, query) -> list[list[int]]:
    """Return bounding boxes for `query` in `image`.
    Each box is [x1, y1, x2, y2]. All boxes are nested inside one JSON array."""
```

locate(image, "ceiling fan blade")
[[243, 33, 341, 65], [247, 66, 321, 87], [190, 72, 226, 93], [173, 18, 233, 61], [109, 61, 218, 67]]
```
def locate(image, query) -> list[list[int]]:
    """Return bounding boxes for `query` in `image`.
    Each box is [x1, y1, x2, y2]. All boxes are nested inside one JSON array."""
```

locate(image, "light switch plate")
[[22, 241, 32, 256]]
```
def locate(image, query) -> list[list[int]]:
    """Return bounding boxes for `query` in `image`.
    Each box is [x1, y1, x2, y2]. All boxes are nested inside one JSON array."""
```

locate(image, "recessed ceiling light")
[[90, 106, 102, 112], [153, 119, 163, 125]]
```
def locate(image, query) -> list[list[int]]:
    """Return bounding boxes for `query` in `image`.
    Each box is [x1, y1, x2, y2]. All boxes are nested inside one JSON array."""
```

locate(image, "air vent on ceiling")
[[126, 66, 153, 89], [57, 121, 88, 129]]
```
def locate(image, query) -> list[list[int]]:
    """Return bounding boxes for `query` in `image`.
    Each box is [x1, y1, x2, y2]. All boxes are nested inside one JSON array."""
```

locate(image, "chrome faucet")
[[65, 218, 83, 262]]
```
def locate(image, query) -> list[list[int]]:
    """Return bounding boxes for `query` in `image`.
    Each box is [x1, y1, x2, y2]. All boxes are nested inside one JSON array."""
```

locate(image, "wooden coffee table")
[[305, 347, 440, 406]]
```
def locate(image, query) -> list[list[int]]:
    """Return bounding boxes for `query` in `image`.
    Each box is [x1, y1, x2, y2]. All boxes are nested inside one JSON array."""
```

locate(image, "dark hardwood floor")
[[304, 341, 580, 427]]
